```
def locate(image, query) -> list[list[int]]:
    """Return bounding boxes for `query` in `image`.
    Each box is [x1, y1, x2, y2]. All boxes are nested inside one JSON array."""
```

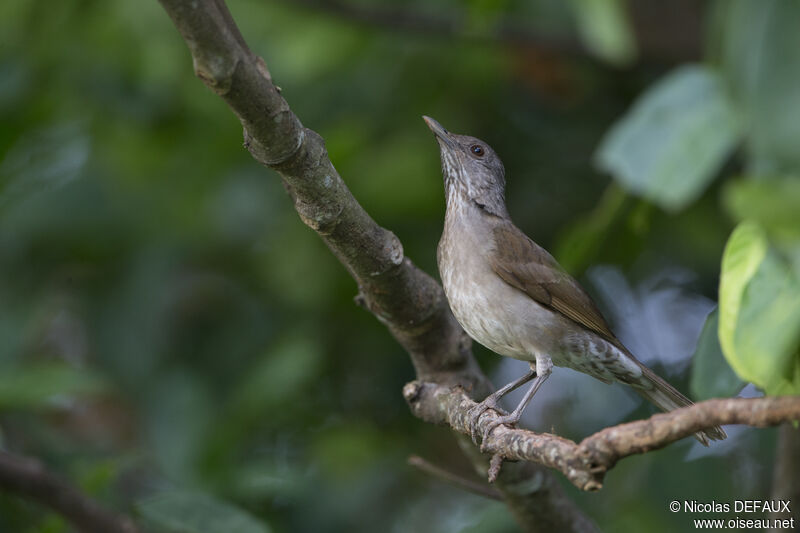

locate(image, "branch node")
[[403, 381, 423, 404], [243, 125, 305, 167], [294, 196, 344, 234], [583, 479, 603, 492], [193, 53, 240, 95], [369, 233, 404, 276], [255, 55, 272, 82], [353, 291, 367, 309]]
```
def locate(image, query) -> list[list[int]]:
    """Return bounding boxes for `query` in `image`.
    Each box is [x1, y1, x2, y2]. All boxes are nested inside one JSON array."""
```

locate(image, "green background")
[[2, 1, 797, 531]]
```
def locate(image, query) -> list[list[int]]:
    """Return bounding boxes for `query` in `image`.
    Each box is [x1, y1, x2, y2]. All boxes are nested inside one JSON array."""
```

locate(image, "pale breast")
[[437, 206, 645, 386], [438, 212, 548, 360]]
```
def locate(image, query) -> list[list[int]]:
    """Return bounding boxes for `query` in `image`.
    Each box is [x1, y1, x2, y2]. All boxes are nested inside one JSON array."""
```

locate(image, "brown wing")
[[489, 221, 619, 344]]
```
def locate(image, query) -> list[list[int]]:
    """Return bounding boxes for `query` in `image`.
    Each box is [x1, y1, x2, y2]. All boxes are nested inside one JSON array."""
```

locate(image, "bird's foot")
[[467, 398, 507, 445], [478, 413, 522, 452]]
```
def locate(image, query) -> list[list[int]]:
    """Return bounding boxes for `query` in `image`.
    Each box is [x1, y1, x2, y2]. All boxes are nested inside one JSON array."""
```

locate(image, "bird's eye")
[[470, 145, 484, 157]]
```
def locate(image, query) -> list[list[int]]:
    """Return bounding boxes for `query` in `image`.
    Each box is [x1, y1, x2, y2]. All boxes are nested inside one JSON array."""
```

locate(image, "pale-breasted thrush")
[[423, 116, 727, 446]]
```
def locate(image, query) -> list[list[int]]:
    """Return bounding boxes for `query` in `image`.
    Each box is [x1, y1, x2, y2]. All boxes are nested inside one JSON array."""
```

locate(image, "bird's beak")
[[423, 116, 455, 148]]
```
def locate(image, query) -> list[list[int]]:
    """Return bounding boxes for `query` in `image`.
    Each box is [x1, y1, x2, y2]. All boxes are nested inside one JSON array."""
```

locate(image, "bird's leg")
[[479, 357, 552, 450], [468, 363, 536, 444]]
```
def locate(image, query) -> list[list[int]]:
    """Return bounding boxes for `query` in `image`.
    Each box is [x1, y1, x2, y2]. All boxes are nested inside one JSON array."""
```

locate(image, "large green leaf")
[[718, 222, 800, 394], [137, 492, 270, 533], [690, 308, 745, 400], [595, 65, 742, 211]]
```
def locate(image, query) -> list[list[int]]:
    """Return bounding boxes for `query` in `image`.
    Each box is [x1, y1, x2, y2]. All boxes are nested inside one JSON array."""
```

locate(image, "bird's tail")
[[635, 365, 727, 446]]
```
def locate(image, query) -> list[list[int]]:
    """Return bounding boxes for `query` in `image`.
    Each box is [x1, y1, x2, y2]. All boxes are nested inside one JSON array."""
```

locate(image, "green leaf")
[[595, 65, 742, 211], [569, 0, 636, 66], [723, 176, 800, 241], [713, 0, 800, 172], [0, 363, 107, 409], [136, 491, 270, 533], [690, 308, 745, 400], [718, 222, 800, 394]]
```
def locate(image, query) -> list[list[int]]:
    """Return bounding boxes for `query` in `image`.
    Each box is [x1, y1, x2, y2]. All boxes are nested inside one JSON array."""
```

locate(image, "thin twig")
[[408, 455, 503, 501], [0, 451, 139, 533], [404, 381, 800, 491]]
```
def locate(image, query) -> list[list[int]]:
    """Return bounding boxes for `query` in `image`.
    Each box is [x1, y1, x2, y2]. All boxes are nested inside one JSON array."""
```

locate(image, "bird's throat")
[[445, 178, 509, 220]]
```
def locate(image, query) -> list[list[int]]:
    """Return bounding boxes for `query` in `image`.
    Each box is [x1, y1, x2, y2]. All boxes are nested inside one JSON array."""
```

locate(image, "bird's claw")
[[467, 402, 491, 445], [467, 399, 507, 445], [478, 414, 522, 452]]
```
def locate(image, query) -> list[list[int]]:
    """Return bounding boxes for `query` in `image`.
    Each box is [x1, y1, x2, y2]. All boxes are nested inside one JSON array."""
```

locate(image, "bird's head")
[[423, 116, 508, 217]]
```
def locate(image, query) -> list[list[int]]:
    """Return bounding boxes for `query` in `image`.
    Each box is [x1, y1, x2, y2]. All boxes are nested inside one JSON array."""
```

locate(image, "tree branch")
[[404, 381, 800, 491], [156, 1, 599, 531], [0, 451, 139, 533]]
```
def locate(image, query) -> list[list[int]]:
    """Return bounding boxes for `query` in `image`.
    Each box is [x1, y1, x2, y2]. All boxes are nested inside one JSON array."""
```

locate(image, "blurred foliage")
[[595, 65, 741, 211], [711, 0, 800, 173], [567, 0, 636, 66], [690, 309, 744, 401], [597, 0, 800, 398], [137, 491, 270, 533], [0, 362, 108, 409], [0, 0, 794, 532], [718, 223, 800, 395]]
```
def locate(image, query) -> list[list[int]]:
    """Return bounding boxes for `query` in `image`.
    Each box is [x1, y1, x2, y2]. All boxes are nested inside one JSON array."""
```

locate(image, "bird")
[[423, 116, 727, 446]]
